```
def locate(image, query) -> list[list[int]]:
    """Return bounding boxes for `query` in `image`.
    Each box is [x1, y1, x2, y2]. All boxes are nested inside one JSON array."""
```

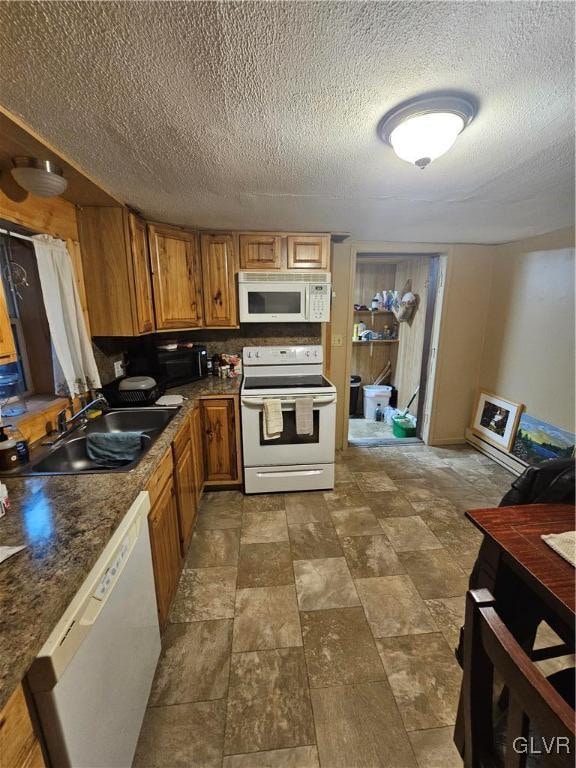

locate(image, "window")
[[0, 229, 54, 403]]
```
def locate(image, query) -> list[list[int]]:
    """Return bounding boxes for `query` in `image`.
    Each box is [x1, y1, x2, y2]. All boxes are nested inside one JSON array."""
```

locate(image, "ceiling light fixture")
[[378, 94, 477, 169], [11, 157, 68, 197]]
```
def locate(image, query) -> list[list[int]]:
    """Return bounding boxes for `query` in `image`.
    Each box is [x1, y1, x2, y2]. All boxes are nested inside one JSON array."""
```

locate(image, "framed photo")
[[471, 391, 524, 452]]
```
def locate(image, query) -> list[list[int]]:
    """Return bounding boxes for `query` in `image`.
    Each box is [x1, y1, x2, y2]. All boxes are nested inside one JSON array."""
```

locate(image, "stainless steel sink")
[[30, 434, 154, 474], [85, 408, 177, 435], [5, 406, 179, 476]]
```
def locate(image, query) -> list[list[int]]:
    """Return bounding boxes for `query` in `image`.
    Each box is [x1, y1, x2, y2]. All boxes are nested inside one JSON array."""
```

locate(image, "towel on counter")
[[295, 397, 314, 436], [541, 530, 576, 567], [263, 399, 283, 440], [0, 546, 25, 565], [86, 431, 143, 467], [155, 395, 185, 406]]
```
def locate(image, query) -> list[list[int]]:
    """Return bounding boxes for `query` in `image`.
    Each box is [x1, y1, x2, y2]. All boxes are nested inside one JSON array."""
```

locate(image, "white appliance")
[[27, 491, 160, 768], [238, 272, 331, 323], [241, 345, 337, 493]]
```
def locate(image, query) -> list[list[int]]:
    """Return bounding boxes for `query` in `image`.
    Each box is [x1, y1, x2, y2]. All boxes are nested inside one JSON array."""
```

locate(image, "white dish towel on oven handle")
[[263, 399, 283, 440], [296, 397, 314, 436]]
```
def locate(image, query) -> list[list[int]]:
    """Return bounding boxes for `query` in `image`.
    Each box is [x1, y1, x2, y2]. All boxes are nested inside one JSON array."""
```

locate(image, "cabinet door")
[[148, 478, 182, 629], [287, 234, 330, 270], [0, 280, 16, 364], [128, 215, 155, 334], [200, 233, 238, 327], [190, 406, 205, 504], [239, 233, 282, 270], [200, 398, 238, 482], [77, 207, 137, 336], [148, 224, 203, 330], [174, 440, 197, 556], [0, 684, 46, 768]]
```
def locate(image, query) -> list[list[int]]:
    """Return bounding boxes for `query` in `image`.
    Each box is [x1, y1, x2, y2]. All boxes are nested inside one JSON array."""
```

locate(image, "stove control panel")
[[243, 345, 323, 365]]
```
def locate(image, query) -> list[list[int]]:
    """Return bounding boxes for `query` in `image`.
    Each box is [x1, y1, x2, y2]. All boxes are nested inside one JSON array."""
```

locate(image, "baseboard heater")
[[465, 428, 527, 476]]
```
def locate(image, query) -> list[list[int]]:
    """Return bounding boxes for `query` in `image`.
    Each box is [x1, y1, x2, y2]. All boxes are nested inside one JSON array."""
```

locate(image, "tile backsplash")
[[93, 323, 321, 383]]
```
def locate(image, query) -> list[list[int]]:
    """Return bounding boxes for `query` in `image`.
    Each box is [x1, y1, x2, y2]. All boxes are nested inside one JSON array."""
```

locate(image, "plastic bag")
[[392, 280, 418, 323]]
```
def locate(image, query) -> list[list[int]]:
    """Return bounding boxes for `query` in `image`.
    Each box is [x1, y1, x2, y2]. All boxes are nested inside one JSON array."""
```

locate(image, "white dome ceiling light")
[[11, 157, 68, 197], [379, 94, 477, 169]]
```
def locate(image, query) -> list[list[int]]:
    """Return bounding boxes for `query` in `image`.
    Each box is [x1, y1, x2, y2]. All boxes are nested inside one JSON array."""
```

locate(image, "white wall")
[[479, 228, 575, 433], [428, 244, 495, 444]]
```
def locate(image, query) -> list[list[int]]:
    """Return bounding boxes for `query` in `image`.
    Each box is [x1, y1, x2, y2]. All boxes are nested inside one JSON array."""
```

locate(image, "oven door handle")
[[241, 395, 336, 407]]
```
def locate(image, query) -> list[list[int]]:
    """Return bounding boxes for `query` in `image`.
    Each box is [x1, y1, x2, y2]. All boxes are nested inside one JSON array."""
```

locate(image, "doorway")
[[347, 253, 440, 447]]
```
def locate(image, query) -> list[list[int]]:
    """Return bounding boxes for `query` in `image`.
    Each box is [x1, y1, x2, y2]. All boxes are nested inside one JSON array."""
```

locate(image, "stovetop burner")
[[243, 374, 333, 390]]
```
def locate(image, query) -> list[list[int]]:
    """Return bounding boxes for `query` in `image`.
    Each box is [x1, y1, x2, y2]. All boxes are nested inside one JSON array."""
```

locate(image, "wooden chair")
[[462, 589, 575, 768]]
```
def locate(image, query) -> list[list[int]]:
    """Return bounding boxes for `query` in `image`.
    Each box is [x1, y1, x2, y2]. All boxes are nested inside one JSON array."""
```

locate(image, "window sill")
[[7, 395, 72, 444]]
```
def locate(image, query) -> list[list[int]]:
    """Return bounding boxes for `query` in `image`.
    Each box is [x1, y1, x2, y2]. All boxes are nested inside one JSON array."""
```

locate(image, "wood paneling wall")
[[0, 187, 90, 334], [353, 261, 396, 306], [0, 187, 78, 241], [351, 260, 398, 413], [392, 256, 430, 413]]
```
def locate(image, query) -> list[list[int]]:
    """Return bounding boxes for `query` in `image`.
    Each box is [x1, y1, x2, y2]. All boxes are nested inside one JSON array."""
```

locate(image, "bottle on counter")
[[207, 359, 213, 375], [374, 403, 382, 423], [211, 354, 221, 376], [371, 295, 379, 311], [0, 426, 20, 470], [4, 424, 29, 464]]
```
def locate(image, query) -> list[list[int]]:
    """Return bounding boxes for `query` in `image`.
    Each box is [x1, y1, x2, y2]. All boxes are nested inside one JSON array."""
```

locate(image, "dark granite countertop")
[[0, 376, 240, 710]]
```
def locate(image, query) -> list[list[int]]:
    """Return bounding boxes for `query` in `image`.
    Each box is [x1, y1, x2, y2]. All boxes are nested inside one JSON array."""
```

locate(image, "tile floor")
[[133, 443, 514, 768], [348, 417, 420, 445]]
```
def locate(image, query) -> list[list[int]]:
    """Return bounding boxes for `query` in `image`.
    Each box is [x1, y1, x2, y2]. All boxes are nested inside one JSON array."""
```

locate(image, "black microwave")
[[127, 341, 208, 388]]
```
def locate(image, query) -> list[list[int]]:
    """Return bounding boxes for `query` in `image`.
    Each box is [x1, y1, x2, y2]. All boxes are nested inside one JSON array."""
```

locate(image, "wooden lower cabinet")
[[0, 684, 45, 768], [190, 405, 205, 504], [174, 438, 197, 556], [147, 472, 182, 629], [199, 397, 242, 485]]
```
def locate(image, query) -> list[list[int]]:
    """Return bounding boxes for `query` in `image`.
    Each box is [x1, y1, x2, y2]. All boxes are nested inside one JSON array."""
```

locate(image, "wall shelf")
[[352, 339, 399, 344], [353, 309, 394, 315]]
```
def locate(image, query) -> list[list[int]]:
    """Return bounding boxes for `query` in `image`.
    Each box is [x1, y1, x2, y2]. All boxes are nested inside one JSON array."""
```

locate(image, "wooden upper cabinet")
[[77, 207, 155, 336], [128, 215, 155, 334], [239, 233, 282, 270], [287, 234, 330, 270], [148, 224, 203, 330], [0, 280, 17, 364], [200, 233, 238, 327]]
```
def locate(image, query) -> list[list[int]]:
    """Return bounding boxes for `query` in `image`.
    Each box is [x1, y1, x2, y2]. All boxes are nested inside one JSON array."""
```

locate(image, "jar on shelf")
[[0, 373, 27, 417]]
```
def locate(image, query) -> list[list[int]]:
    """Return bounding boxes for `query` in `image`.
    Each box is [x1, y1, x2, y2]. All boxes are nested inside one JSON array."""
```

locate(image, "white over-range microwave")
[[238, 272, 331, 323]]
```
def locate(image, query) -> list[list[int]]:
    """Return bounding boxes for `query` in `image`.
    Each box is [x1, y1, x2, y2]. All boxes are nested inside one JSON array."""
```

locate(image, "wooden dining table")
[[454, 502, 576, 755]]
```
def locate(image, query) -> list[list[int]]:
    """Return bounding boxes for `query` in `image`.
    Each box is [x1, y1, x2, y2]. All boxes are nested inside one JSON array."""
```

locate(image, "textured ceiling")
[[0, 1, 574, 243]]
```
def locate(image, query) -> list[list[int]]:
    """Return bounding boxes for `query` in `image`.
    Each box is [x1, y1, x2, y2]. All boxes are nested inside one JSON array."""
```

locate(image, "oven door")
[[241, 394, 336, 466], [238, 283, 309, 323]]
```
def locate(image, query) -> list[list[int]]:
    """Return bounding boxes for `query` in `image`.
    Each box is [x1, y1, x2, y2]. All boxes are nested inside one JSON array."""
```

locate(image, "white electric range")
[[241, 345, 337, 494]]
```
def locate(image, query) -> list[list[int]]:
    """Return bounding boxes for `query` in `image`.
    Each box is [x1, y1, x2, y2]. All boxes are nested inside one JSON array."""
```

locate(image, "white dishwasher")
[[27, 491, 161, 768]]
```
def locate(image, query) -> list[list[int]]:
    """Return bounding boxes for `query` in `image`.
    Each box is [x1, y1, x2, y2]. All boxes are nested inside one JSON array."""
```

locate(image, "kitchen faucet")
[[45, 395, 109, 445]]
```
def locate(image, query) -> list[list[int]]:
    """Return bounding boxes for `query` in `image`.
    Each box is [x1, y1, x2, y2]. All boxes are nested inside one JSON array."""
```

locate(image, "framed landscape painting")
[[471, 391, 524, 451], [511, 414, 575, 465]]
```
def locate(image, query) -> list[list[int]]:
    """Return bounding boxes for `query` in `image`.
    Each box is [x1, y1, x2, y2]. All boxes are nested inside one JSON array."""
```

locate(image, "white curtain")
[[33, 235, 101, 396]]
